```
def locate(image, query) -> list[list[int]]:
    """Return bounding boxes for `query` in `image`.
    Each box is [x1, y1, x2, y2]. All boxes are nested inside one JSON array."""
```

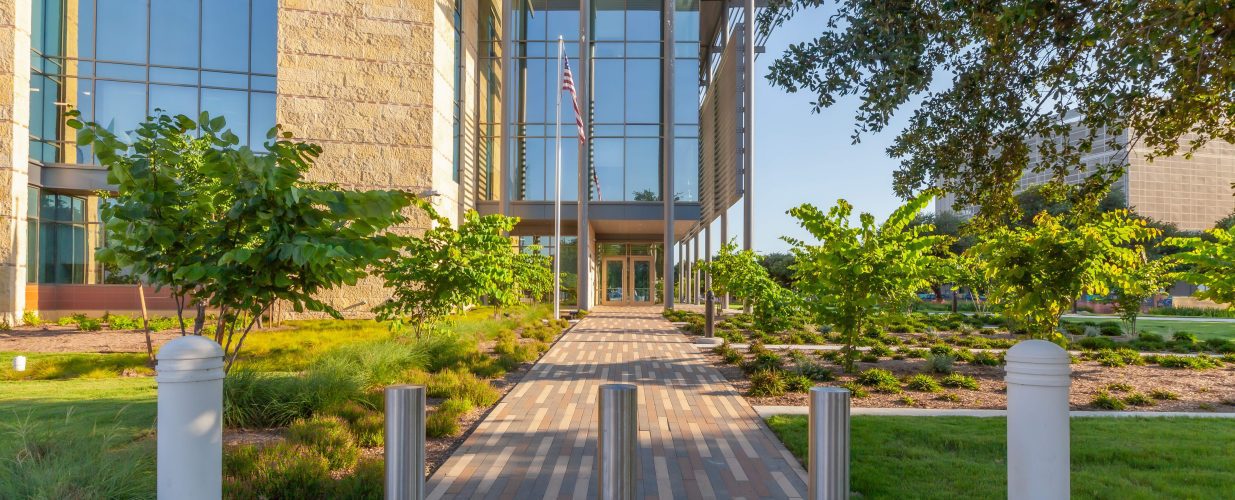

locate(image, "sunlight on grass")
[[1062, 317, 1235, 341], [766, 415, 1235, 499]]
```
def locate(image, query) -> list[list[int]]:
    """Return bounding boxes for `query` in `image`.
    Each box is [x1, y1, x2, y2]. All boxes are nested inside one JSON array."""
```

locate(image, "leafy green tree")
[[760, 0, 1235, 217], [376, 208, 518, 337], [786, 192, 944, 371], [510, 246, 556, 307], [1166, 225, 1235, 312], [69, 112, 216, 362], [1217, 211, 1235, 231], [969, 209, 1160, 340], [759, 252, 796, 288], [76, 112, 415, 371], [699, 242, 769, 310], [1109, 254, 1175, 335], [948, 253, 991, 315]]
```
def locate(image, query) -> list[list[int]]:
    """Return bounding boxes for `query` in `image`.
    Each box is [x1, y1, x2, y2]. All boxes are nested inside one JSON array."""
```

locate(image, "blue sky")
[[723, 7, 912, 253]]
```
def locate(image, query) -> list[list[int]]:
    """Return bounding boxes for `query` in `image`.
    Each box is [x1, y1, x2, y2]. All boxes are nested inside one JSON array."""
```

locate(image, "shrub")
[[1099, 323, 1123, 336], [748, 340, 770, 356], [286, 416, 359, 470], [856, 368, 902, 393], [796, 361, 835, 382], [936, 392, 961, 402], [897, 395, 918, 406], [749, 370, 787, 397], [1104, 382, 1133, 393], [224, 371, 322, 428], [22, 311, 41, 327], [1149, 389, 1180, 400], [1149, 354, 1223, 370], [1075, 336, 1116, 350], [744, 351, 784, 374], [940, 373, 979, 390], [840, 381, 869, 398], [421, 369, 501, 407], [868, 343, 893, 357], [326, 401, 385, 448], [1091, 348, 1145, 368], [1091, 391, 1127, 410], [330, 457, 384, 498], [713, 342, 743, 365], [56, 313, 85, 327], [970, 351, 1002, 366], [1123, 392, 1155, 406], [1172, 331, 1198, 343], [859, 352, 880, 363], [426, 409, 462, 438], [929, 344, 955, 356], [924, 353, 956, 374], [904, 374, 941, 392], [224, 443, 331, 499], [785, 373, 814, 392], [495, 331, 543, 369], [105, 314, 141, 330]]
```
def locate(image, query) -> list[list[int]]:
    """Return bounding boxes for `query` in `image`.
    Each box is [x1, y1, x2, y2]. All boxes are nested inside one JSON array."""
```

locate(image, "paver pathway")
[[426, 306, 807, 499]]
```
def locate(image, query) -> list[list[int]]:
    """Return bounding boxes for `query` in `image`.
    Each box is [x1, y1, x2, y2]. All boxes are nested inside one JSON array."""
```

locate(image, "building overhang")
[[476, 200, 702, 240]]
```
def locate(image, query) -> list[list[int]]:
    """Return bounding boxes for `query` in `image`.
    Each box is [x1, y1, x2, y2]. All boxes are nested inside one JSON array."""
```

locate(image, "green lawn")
[[1062, 317, 1235, 341], [766, 415, 1235, 499]]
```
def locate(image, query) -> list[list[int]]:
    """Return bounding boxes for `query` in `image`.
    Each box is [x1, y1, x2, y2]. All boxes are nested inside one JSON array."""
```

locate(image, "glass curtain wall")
[[512, 0, 581, 202], [591, 0, 661, 202], [30, 0, 278, 164], [518, 236, 579, 305], [672, 0, 700, 202]]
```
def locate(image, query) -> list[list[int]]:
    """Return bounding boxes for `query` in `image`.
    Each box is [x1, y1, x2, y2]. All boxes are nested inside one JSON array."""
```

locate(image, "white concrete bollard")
[[1005, 340, 1071, 500], [156, 336, 225, 500], [12, 355, 25, 371]]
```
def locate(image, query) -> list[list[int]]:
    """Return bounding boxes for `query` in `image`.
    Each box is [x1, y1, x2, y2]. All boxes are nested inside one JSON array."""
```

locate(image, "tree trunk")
[[138, 285, 154, 366]]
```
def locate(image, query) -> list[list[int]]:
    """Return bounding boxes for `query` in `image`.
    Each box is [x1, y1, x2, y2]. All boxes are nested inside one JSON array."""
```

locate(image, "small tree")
[[70, 112, 216, 362], [376, 208, 518, 336], [1109, 253, 1174, 335], [970, 209, 1160, 340], [76, 112, 415, 371], [700, 242, 767, 310], [949, 253, 991, 315], [511, 246, 556, 304], [786, 192, 944, 371], [1166, 224, 1235, 312]]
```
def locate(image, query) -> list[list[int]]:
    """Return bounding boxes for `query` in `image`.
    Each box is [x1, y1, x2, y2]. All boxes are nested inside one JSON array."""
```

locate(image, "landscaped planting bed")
[[0, 305, 570, 498], [673, 310, 1235, 412]]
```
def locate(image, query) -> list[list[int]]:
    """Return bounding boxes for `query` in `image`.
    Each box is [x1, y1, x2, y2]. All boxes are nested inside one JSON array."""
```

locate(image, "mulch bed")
[[703, 348, 1235, 413], [0, 327, 182, 353]]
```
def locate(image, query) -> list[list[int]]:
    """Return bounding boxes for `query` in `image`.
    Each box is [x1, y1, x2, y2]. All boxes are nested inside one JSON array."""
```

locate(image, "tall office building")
[[936, 121, 1235, 228], [0, 0, 755, 322]]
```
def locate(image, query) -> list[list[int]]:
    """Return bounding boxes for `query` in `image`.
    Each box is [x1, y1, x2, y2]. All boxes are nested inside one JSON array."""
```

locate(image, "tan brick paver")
[[426, 306, 807, 499]]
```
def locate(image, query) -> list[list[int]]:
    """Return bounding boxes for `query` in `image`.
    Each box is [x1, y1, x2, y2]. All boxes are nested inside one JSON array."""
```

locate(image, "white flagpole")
[[553, 36, 564, 320]]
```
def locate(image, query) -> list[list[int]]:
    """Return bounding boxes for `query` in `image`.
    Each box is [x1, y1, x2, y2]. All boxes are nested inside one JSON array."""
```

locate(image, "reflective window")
[[29, 0, 277, 164], [29, 190, 91, 284]]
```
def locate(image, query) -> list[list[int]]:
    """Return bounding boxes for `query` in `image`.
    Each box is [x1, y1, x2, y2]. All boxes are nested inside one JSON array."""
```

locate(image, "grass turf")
[[766, 415, 1235, 499], [1062, 317, 1235, 341]]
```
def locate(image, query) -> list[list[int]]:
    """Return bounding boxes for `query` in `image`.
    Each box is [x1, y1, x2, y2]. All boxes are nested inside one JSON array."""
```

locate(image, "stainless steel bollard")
[[705, 290, 716, 338], [809, 387, 850, 500], [385, 385, 426, 500], [597, 384, 637, 500]]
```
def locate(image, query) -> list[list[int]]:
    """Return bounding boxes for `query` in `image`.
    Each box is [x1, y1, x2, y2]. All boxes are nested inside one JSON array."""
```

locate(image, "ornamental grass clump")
[[925, 353, 956, 374], [1091, 391, 1127, 410], [939, 373, 980, 390], [904, 374, 942, 392], [749, 370, 788, 397], [856, 368, 902, 393], [286, 415, 359, 470]]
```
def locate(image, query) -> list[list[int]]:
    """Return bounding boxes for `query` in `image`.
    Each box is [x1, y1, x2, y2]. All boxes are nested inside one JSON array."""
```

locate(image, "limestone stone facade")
[[0, 0, 31, 325], [276, 0, 485, 317]]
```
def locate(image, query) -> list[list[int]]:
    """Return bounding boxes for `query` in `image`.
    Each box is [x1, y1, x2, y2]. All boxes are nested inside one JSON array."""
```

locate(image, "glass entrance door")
[[631, 257, 653, 303], [603, 258, 625, 304]]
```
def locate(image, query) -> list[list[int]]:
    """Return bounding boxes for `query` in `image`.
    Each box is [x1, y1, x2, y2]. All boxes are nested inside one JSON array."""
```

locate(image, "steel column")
[[576, 0, 592, 310], [662, 0, 676, 309], [741, 0, 755, 251]]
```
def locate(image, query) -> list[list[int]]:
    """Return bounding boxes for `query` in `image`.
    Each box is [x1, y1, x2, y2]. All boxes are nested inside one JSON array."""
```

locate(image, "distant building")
[[937, 122, 1235, 229]]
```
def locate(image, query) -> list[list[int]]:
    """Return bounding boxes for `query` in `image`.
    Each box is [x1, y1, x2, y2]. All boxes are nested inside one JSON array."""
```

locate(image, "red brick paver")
[[426, 306, 807, 499]]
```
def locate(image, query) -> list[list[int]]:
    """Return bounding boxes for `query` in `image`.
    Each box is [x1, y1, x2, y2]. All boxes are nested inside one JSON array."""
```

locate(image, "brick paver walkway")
[[426, 306, 807, 499]]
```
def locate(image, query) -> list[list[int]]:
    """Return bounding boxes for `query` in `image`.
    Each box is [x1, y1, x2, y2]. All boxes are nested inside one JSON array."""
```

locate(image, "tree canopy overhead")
[[760, 0, 1235, 217]]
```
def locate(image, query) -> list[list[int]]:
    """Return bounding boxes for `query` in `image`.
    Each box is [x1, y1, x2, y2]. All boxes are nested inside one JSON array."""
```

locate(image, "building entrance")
[[598, 243, 661, 305]]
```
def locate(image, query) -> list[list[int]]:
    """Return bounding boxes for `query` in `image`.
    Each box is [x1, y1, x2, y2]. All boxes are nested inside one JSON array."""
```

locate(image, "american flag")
[[562, 55, 602, 200]]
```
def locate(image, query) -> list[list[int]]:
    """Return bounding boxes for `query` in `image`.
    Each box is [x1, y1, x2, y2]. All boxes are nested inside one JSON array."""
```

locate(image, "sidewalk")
[[425, 306, 807, 499]]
